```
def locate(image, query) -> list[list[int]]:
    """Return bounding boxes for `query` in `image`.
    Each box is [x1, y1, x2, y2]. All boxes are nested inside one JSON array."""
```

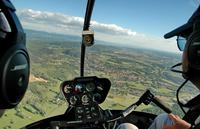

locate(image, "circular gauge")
[[81, 94, 90, 104], [63, 85, 72, 94], [74, 84, 83, 93], [93, 93, 101, 103], [69, 96, 78, 105], [86, 82, 95, 92]]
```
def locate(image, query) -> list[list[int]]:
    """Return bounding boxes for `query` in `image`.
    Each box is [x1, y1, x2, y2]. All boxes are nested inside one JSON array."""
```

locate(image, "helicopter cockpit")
[[1, 0, 200, 129]]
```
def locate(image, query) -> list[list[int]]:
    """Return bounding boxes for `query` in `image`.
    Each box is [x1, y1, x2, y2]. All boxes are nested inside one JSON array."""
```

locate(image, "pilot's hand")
[[163, 114, 191, 129]]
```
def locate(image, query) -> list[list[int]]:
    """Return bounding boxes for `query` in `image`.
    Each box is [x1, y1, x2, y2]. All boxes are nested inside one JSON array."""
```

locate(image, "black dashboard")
[[60, 76, 111, 123]]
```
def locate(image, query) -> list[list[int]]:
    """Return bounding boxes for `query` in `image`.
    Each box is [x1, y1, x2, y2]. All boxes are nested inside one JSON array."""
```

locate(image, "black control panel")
[[60, 76, 111, 122]]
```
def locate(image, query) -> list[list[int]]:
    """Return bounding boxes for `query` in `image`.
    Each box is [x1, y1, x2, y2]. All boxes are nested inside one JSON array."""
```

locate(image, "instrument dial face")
[[86, 82, 95, 92], [82, 94, 90, 105], [93, 93, 101, 103], [64, 85, 72, 94], [70, 96, 78, 105], [74, 84, 83, 93]]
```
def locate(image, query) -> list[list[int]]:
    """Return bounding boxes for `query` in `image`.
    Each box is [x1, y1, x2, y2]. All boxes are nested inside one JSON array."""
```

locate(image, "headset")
[[182, 19, 200, 78], [0, 0, 30, 109], [173, 19, 200, 125]]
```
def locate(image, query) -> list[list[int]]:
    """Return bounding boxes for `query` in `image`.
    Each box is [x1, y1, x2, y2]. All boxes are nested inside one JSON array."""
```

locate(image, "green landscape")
[[0, 30, 199, 129]]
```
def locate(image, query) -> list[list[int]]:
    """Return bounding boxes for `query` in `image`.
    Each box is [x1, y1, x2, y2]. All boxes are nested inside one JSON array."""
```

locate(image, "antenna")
[[80, 0, 95, 77]]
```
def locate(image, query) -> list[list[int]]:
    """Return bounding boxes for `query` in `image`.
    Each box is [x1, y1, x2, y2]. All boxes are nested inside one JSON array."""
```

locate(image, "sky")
[[10, 0, 200, 53]]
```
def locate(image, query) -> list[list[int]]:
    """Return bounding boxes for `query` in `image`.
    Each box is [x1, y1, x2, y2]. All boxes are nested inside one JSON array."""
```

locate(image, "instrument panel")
[[60, 76, 111, 122]]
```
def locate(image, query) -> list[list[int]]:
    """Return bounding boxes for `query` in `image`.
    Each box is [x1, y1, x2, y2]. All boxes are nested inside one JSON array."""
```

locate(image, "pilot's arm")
[[162, 114, 191, 129]]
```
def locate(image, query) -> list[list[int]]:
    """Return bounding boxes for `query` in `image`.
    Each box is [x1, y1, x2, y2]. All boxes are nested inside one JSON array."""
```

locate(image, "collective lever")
[[122, 90, 172, 117]]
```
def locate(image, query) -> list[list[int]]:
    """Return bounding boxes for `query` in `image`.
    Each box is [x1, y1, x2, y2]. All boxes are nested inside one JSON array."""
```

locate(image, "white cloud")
[[17, 9, 137, 36], [91, 21, 136, 36], [17, 9, 178, 53]]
